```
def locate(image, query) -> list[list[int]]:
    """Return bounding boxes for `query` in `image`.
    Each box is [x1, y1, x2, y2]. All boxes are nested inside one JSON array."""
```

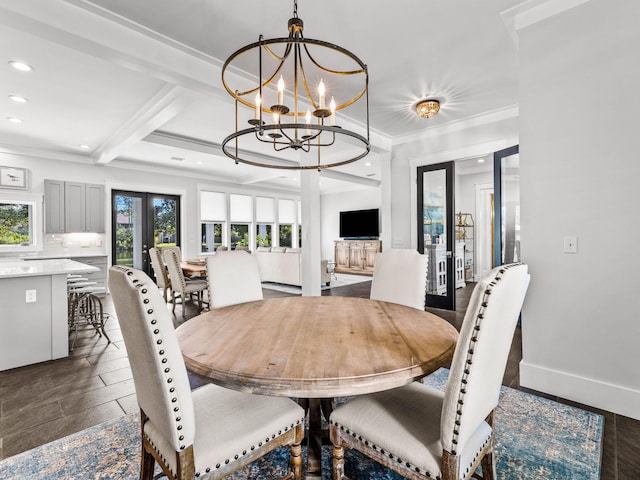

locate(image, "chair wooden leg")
[[139, 410, 155, 480], [332, 445, 346, 480], [480, 448, 497, 480], [441, 450, 459, 480], [289, 442, 302, 480], [140, 444, 156, 480]]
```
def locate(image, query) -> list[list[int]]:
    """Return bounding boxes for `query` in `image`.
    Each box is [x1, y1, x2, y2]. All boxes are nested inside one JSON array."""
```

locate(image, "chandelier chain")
[[293, 0, 298, 18]]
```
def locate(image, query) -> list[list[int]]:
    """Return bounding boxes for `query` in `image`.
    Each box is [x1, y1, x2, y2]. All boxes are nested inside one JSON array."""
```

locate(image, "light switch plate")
[[563, 236, 578, 253], [25, 289, 37, 303]]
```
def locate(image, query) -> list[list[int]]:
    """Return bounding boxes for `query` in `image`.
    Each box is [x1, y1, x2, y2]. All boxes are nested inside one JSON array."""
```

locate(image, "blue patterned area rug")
[[0, 369, 602, 479]]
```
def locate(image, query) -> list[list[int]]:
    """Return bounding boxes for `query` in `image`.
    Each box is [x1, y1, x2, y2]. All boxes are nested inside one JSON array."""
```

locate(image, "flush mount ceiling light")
[[7, 117, 22, 124], [8, 95, 28, 103], [9, 61, 34, 72], [221, 0, 370, 171], [416, 99, 440, 119]]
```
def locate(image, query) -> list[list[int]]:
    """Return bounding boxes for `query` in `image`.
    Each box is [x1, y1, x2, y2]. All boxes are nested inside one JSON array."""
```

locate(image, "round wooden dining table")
[[176, 296, 458, 476]]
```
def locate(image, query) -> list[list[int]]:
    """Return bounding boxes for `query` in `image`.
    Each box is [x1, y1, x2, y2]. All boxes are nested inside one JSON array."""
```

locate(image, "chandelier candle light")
[[221, 0, 370, 170]]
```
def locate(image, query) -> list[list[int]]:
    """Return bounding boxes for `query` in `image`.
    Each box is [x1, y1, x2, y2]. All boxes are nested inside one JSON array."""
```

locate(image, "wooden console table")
[[334, 239, 381, 275]]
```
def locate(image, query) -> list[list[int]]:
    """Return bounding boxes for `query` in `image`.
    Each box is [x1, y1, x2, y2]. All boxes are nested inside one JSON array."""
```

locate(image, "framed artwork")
[[0, 166, 28, 189]]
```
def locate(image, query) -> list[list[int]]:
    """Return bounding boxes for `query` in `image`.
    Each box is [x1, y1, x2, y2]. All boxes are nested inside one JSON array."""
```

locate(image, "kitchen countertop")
[[0, 259, 99, 279], [21, 253, 107, 260]]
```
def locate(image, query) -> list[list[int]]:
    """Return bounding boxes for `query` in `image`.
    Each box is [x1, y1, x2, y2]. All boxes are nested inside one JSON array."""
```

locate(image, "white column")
[[300, 166, 322, 296], [379, 153, 392, 252]]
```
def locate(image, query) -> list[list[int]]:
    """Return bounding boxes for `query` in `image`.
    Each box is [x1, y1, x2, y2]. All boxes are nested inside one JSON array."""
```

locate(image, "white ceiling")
[[0, 0, 522, 193]]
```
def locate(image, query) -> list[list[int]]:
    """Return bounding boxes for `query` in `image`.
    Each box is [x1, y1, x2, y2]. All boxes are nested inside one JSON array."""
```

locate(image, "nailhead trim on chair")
[[332, 421, 439, 479], [449, 262, 524, 480], [192, 418, 304, 477], [121, 267, 190, 478], [120, 266, 306, 478]]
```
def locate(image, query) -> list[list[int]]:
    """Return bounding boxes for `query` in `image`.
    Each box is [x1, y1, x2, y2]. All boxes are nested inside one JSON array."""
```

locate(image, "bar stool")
[[67, 276, 111, 351]]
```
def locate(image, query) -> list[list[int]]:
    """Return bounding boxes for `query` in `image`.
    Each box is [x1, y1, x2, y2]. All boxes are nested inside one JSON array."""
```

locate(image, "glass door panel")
[[493, 145, 520, 266], [417, 161, 456, 310], [112, 191, 180, 276]]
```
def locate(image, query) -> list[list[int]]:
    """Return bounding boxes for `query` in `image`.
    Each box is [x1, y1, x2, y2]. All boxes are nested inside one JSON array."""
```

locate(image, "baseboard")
[[520, 361, 640, 421]]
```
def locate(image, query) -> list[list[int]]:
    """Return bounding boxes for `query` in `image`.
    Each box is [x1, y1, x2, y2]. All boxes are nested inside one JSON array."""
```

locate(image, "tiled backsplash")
[[0, 233, 106, 259]]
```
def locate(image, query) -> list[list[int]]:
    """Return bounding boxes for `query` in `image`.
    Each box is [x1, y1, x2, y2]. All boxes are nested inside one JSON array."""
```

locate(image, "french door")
[[493, 145, 520, 267], [417, 161, 456, 310], [111, 190, 181, 277]]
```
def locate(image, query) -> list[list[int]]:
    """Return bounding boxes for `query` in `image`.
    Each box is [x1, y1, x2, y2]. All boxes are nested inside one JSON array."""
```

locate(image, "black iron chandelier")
[[221, 0, 370, 170]]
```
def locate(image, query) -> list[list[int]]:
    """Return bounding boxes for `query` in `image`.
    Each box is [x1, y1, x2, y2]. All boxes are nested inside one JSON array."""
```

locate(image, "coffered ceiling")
[[0, 0, 523, 193]]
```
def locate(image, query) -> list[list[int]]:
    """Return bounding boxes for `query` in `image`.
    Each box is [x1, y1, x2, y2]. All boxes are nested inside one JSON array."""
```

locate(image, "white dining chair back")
[[441, 263, 530, 456], [163, 248, 207, 319], [330, 263, 530, 480], [148, 247, 170, 301], [206, 251, 263, 309], [369, 248, 428, 310], [108, 265, 305, 480]]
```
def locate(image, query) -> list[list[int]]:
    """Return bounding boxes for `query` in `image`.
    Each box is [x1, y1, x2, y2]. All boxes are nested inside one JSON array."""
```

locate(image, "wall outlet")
[[563, 236, 578, 253], [25, 289, 37, 303]]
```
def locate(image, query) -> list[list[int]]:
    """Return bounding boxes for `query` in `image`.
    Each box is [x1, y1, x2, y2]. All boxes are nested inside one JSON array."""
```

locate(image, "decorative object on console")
[[456, 212, 475, 282], [0, 166, 28, 189], [221, 0, 370, 170]]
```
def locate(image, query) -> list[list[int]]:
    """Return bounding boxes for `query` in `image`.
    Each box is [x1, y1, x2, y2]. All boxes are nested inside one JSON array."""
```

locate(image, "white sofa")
[[254, 247, 331, 286]]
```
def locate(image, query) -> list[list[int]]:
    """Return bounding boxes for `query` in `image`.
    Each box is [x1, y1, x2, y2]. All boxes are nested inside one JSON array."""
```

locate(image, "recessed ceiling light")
[[365, 162, 372, 167], [196, 161, 203, 165], [8, 95, 28, 103], [478, 158, 485, 163], [78, 144, 91, 150], [9, 61, 34, 72], [7, 117, 22, 124]]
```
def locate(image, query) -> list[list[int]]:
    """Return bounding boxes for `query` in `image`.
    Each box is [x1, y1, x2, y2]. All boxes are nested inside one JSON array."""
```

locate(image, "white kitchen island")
[[0, 259, 99, 371]]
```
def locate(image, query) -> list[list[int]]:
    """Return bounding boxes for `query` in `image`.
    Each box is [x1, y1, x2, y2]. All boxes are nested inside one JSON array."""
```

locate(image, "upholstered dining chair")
[[206, 251, 263, 309], [369, 248, 429, 310], [108, 266, 305, 480], [163, 248, 208, 320], [149, 247, 171, 302], [330, 263, 530, 480]]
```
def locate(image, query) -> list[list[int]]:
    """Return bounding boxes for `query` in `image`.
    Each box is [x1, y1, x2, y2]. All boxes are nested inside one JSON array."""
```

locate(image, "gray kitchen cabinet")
[[44, 179, 65, 233], [45, 180, 105, 233]]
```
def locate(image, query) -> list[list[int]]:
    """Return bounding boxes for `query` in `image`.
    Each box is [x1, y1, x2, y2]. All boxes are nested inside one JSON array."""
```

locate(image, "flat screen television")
[[339, 208, 379, 239]]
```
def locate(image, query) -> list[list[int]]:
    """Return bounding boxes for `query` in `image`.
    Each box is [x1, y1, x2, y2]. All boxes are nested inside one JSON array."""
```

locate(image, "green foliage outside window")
[[279, 224, 292, 247], [0, 203, 29, 245]]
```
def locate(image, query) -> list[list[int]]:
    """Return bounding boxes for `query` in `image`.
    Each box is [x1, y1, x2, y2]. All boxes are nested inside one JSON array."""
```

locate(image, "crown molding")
[[392, 105, 518, 148], [501, 0, 592, 45]]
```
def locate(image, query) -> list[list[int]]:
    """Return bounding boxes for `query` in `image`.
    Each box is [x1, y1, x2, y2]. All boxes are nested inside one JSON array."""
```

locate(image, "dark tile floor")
[[0, 281, 638, 479]]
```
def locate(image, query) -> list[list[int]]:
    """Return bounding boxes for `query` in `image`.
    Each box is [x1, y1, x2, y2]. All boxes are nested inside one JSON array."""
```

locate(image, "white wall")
[[518, 0, 640, 419], [320, 187, 381, 260]]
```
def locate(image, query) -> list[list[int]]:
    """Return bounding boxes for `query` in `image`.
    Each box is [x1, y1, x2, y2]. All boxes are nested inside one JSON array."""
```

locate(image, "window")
[[0, 194, 42, 252], [201, 222, 223, 252], [279, 224, 292, 247], [201, 191, 226, 253], [256, 196, 274, 248], [230, 194, 252, 250], [256, 224, 272, 247], [278, 198, 296, 248], [231, 224, 249, 249]]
